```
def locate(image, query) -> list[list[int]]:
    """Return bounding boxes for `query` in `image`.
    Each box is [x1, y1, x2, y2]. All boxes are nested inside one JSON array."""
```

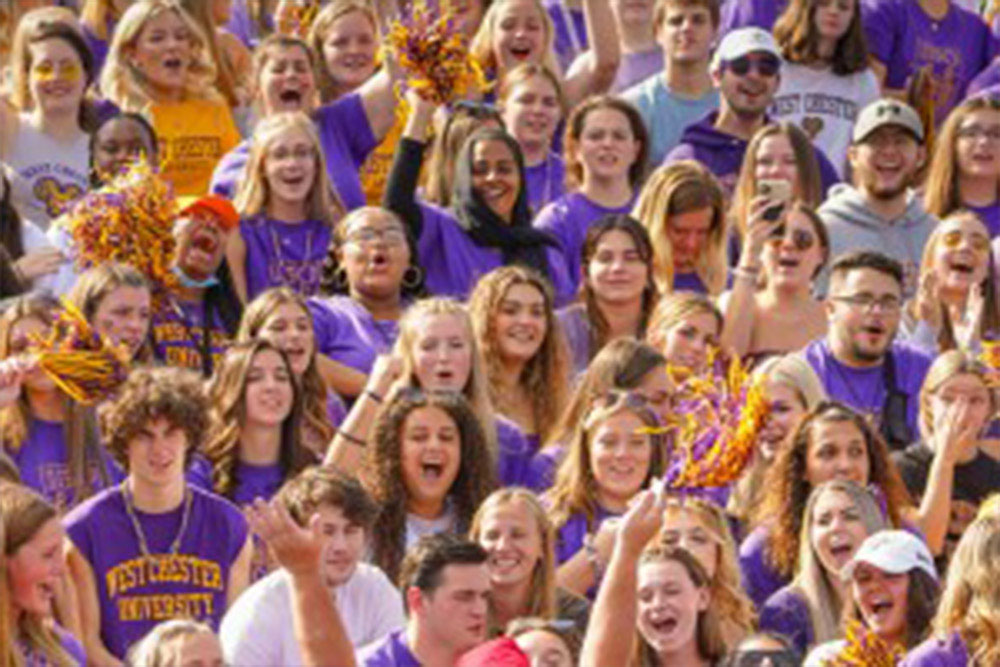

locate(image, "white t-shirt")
[[5, 115, 89, 227], [771, 62, 881, 178], [220, 563, 406, 666]]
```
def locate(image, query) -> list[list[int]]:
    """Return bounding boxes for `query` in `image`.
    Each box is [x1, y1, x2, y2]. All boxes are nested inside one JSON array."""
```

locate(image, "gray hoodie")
[[817, 183, 938, 297]]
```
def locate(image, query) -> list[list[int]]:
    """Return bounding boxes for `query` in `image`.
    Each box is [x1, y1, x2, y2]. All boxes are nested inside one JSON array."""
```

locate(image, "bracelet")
[[733, 266, 761, 282], [583, 533, 605, 583], [337, 429, 366, 447], [365, 389, 383, 404]]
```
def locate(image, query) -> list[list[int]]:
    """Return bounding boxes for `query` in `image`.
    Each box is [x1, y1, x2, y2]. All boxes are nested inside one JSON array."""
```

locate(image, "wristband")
[[338, 429, 366, 447]]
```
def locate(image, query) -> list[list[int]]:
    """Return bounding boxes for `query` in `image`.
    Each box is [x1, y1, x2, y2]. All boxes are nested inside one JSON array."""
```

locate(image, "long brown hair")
[[773, 0, 870, 74], [202, 339, 313, 498], [753, 402, 912, 579], [364, 389, 497, 581], [236, 288, 335, 453], [1, 483, 75, 667], [925, 96, 1000, 218], [564, 96, 648, 191], [468, 266, 571, 443]]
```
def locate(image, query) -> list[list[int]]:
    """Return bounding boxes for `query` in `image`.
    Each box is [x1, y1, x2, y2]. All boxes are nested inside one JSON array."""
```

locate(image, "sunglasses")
[[729, 650, 798, 667], [766, 225, 816, 251], [940, 229, 990, 252], [726, 55, 780, 77]]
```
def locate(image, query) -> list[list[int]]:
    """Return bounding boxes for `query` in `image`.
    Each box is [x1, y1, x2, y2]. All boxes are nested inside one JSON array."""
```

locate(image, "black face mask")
[[729, 650, 800, 667]]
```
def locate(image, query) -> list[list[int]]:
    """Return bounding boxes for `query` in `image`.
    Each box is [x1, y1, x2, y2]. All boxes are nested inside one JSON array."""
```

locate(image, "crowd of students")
[[6, 0, 1000, 665]]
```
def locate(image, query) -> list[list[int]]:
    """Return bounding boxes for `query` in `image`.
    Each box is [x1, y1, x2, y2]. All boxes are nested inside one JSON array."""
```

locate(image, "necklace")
[[121, 482, 194, 558], [267, 220, 321, 295]]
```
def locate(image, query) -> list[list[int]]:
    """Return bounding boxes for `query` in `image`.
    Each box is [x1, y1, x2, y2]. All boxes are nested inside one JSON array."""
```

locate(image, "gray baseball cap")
[[852, 99, 925, 144]]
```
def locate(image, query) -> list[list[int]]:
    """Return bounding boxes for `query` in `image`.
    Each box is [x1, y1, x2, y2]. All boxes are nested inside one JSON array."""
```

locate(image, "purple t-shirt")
[[151, 299, 230, 373], [7, 417, 122, 512], [554, 506, 619, 565], [533, 192, 636, 304], [901, 633, 970, 666], [862, 0, 999, 125], [361, 629, 421, 667], [230, 461, 284, 507], [968, 201, 1000, 238], [210, 93, 376, 211], [81, 21, 113, 80], [307, 294, 401, 375], [526, 442, 563, 492], [557, 304, 591, 377], [738, 523, 789, 610], [416, 202, 571, 300], [63, 485, 249, 659], [525, 153, 566, 215], [17, 625, 86, 666], [719, 0, 787, 36], [545, 1, 587, 73], [802, 338, 931, 442], [673, 271, 710, 293], [240, 216, 331, 301], [968, 57, 1000, 97], [496, 418, 535, 488], [611, 49, 664, 94], [759, 585, 813, 658]]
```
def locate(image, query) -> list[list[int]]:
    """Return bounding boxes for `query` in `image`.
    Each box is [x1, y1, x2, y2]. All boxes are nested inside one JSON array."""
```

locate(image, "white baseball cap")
[[842, 530, 938, 582], [852, 99, 925, 144], [711, 27, 782, 72]]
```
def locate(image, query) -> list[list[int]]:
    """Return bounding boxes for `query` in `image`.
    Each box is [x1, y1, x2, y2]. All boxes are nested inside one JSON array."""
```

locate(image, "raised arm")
[[382, 95, 436, 240], [562, 0, 621, 107]]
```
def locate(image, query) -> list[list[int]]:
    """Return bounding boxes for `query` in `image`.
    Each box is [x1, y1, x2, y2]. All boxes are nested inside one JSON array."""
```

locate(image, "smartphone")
[[759, 179, 792, 223]]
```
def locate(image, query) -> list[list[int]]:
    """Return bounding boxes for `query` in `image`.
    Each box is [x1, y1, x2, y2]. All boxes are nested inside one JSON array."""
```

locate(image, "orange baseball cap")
[[177, 194, 239, 231]]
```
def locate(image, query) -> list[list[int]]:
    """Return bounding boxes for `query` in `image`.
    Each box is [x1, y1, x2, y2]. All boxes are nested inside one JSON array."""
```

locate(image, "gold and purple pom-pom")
[[655, 349, 770, 490], [386, 2, 487, 105], [979, 336, 1000, 387], [29, 302, 131, 405], [822, 621, 903, 667]]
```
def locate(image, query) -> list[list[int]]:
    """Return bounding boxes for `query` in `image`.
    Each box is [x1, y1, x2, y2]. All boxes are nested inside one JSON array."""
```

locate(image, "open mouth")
[[777, 257, 800, 269], [420, 461, 445, 481], [340, 55, 372, 70], [949, 259, 975, 275], [828, 541, 854, 564], [649, 616, 678, 635], [279, 88, 304, 105], [509, 44, 533, 60], [163, 56, 184, 73], [869, 598, 894, 618]]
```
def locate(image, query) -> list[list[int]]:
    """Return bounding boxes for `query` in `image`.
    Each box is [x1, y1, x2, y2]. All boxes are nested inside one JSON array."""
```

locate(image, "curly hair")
[[752, 401, 913, 580], [364, 389, 497, 582], [468, 266, 570, 444], [202, 339, 312, 498], [546, 393, 664, 532], [103, 367, 209, 470], [236, 288, 335, 454]]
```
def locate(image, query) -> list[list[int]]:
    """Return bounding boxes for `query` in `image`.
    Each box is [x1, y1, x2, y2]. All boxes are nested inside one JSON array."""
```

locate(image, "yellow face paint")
[[32, 61, 82, 84]]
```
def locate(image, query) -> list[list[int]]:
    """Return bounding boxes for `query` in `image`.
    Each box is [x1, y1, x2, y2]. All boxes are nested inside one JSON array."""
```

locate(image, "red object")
[[177, 194, 239, 231], [456, 638, 530, 667]]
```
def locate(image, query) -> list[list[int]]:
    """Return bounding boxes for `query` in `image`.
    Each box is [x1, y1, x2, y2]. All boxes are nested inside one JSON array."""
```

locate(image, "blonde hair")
[[646, 290, 723, 353], [178, 0, 240, 106], [752, 354, 827, 411], [233, 111, 342, 224], [633, 161, 728, 295], [470, 0, 561, 79], [924, 96, 1000, 219], [660, 497, 756, 645], [308, 0, 379, 104], [497, 62, 568, 118], [793, 479, 889, 647], [933, 514, 1000, 665], [1, 483, 74, 667], [80, 0, 125, 41], [101, 0, 221, 111], [392, 298, 499, 457], [918, 349, 995, 442], [126, 619, 218, 667], [469, 489, 557, 633]]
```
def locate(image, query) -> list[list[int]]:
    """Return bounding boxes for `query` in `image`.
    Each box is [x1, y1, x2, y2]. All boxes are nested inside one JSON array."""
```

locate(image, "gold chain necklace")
[[121, 482, 194, 558]]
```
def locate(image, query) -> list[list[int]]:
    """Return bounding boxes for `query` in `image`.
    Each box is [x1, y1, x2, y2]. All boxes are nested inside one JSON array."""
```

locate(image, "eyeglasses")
[[956, 124, 1000, 142], [829, 293, 902, 314], [729, 650, 799, 667], [725, 54, 780, 78], [344, 227, 408, 247], [766, 226, 816, 251], [451, 100, 502, 120], [940, 229, 990, 252]]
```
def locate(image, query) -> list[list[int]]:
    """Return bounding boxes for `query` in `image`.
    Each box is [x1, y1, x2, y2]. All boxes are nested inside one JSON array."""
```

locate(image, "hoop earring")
[[401, 265, 423, 290]]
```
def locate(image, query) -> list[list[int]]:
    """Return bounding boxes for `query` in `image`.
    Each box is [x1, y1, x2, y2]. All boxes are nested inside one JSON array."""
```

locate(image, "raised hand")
[[246, 497, 324, 578]]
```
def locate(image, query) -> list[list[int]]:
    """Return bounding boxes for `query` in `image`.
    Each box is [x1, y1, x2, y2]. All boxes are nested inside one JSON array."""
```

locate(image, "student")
[[469, 488, 590, 636], [0, 296, 118, 511], [861, 0, 998, 127], [307, 0, 380, 105], [100, 0, 241, 196], [498, 64, 569, 213], [771, 0, 881, 177], [719, 0, 787, 35], [127, 619, 225, 667], [363, 389, 497, 582], [0, 482, 86, 666], [664, 27, 839, 197], [220, 467, 405, 662], [422, 103, 506, 210], [723, 201, 830, 362], [64, 367, 253, 663], [0, 163, 62, 293], [360, 534, 492, 666], [66, 263, 154, 365], [893, 351, 1000, 562], [152, 194, 242, 376], [805, 529, 940, 664], [802, 251, 933, 449], [468, 266, 572, 454], [646, 291, 723, 379], [632, 161, 729, 296], [758, 479, 890, 657], [547, 392, 664, 598], [924, 96, 1000, 237], [229, 111, 342, 303], [608, 0, 663, 94], [506, 616, 581, 666], [580, 489, 729, 667], [620, 0, 721, 167], [80, 0, 131, 76], [558, 215, 659, 376], [3, 15, 96, 226], [534, 96, 648, 302], [818, 100, 936, 297], [385, 96, 569, 300], [899, 211, 999, 355]]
